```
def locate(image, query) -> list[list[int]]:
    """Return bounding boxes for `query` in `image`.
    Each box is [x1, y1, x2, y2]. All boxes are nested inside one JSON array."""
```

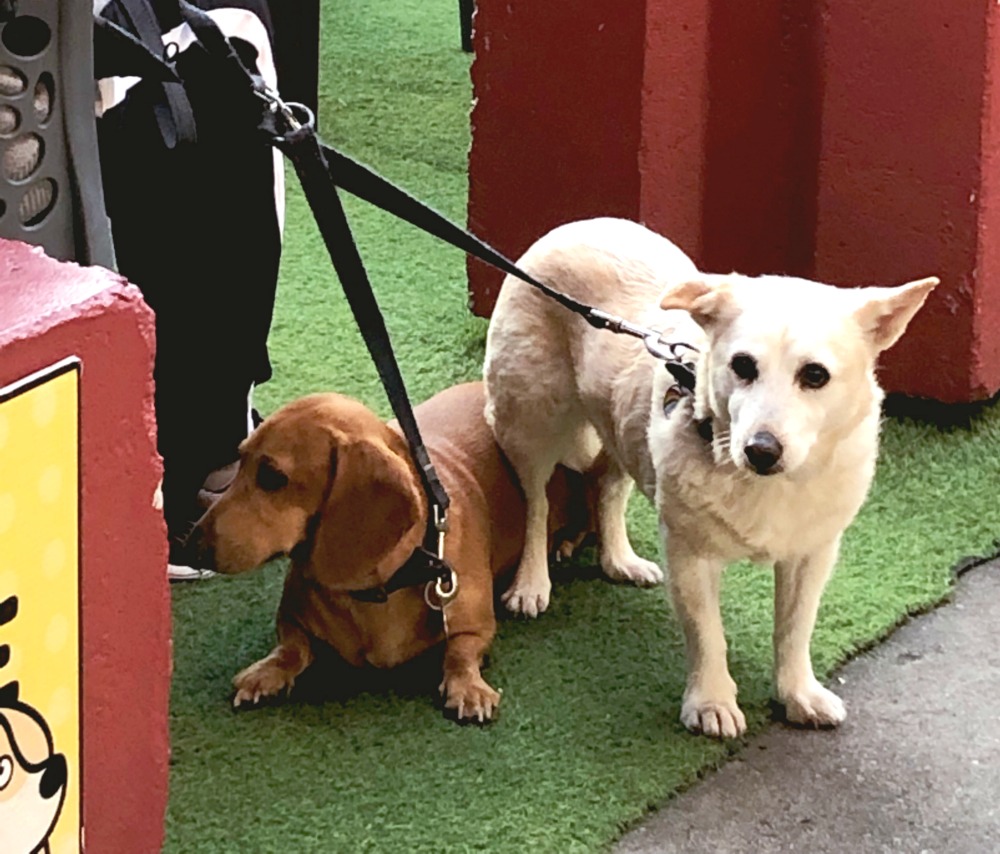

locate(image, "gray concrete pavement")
[[617, 561, 1000, 854]]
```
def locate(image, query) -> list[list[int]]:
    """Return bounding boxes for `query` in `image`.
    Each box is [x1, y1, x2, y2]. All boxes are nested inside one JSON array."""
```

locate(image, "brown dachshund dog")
[[190, 381, 596, 722]]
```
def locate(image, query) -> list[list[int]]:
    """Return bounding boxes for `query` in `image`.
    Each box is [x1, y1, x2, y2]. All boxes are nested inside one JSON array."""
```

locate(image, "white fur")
[[484, 217, 937, 736]]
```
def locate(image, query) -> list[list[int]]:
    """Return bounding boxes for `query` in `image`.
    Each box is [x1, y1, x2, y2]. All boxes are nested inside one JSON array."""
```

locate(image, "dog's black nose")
[[744, 431, 783, 474]]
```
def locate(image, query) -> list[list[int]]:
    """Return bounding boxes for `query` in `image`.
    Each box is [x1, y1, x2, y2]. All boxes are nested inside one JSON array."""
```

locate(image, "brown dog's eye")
[[730, 353, 758, 383], [256, 459, 289, 492], [798, 362, 830, 390]]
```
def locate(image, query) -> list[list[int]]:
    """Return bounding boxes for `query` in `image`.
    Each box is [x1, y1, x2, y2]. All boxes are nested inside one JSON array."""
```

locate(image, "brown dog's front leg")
[[439, 631, 501, 723], [232, 620, 314, 709]]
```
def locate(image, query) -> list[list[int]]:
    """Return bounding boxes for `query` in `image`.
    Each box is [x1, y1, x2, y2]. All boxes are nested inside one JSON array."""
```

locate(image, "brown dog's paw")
[[232, 658, 296, 709], [439, 672, 502, 724]]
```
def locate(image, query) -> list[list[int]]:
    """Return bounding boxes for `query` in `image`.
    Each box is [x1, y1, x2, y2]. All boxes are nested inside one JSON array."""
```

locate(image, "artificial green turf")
[[164, 2, 1000, 851]]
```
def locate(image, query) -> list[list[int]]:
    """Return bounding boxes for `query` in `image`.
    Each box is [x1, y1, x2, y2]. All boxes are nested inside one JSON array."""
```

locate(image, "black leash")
[[177, 2, 691, 605], [316, 133, 682, 362], [179, 0, 456, 606]]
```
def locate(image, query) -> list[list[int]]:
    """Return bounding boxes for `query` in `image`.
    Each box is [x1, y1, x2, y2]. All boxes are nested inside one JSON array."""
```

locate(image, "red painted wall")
[[0, 240, 169, 853], [468, 0, 999, 402]]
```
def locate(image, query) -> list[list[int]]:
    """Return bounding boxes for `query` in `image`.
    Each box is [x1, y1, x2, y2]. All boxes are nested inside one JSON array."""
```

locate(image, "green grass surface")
[[165, 2, 1000, 851]]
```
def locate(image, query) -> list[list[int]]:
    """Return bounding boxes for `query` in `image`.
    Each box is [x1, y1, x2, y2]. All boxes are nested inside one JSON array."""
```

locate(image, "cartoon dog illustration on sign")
[[0, 596, 67, 854]]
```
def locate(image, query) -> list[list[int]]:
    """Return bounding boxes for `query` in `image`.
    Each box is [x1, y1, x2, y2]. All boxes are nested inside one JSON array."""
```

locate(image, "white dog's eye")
[[0, 755, 13, 790], [730, 353, 758, 383], [798, 362, 831, 389]]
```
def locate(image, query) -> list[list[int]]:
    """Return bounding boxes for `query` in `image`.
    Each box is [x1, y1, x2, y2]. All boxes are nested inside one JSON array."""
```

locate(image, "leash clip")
[[255, 83, 305, 135], [424, 567, 458, 638], [425, 505, 457, 615], [645, 336, 700, 364], [425, 571, 458, 610], [433, 504, 449, 560]]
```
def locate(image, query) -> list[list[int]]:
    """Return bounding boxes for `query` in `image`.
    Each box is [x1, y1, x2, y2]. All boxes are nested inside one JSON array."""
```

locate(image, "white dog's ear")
[[853, 276, 939, 352], [659, 278, 736, 328]]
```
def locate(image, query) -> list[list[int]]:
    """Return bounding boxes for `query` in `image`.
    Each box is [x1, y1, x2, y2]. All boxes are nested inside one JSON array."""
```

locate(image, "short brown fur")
[[191, 381, 595, 721]]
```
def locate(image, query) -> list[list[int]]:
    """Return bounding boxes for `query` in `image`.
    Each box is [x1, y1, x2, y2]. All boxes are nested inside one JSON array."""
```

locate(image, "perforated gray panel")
[[0, 1, 112, 266]]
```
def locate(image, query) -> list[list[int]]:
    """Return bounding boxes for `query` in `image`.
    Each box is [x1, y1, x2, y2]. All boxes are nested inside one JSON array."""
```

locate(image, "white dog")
[[483, 217, 936, 738]]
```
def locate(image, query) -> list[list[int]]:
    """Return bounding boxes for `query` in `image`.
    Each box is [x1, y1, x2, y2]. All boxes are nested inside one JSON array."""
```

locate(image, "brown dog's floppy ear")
[[308, 435, 425, 590], [659, 277, 736, 329], [853, 276, 939, 353]]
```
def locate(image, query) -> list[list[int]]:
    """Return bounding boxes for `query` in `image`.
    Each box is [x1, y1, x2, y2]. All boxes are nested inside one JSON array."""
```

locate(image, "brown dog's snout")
[[182, 521, 216, 570], [744, 431, 783, 475]]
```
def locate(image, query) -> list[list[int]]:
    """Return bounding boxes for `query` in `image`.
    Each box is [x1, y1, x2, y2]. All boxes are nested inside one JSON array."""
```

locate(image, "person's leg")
[[97, 0, 295, 569]]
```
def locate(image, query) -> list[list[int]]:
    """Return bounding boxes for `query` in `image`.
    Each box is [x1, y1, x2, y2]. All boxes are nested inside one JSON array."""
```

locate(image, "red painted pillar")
[[0, 240, 169, 853], [639, 0, 710, 263], [812, 1, 996, 401], [468, 1, 999, 401], [641, 0, 824, 278], [467, 0, 645, 314]]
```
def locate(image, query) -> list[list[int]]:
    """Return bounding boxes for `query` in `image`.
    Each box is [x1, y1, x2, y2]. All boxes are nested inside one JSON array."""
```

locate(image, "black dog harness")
[[346, 514, 455, 607]]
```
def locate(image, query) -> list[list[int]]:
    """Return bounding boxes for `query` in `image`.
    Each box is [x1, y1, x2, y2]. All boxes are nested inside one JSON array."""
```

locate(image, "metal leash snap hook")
[[424, 570, 458, 611], [256, 85, 311, 137], [643, 334, 675, 362], [434, 505, 449, 560]]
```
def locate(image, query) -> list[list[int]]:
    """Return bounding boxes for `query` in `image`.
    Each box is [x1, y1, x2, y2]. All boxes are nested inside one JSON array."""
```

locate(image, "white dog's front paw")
[[601, 553, 663, 587], [502, 574, 551, 618], [780, 681, 846, 728], [681, 697, 747, 739], [681, 676, 746, 739]]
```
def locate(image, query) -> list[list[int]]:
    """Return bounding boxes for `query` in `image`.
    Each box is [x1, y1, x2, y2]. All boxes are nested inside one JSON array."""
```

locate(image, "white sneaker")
[[167, 563, 217, 582]]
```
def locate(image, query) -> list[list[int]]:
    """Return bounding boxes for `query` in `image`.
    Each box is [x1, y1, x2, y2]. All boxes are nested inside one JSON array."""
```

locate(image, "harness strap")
[[662, 346, 714, 443], [93, 15, 182, 82], [347, 546, 451, 603]]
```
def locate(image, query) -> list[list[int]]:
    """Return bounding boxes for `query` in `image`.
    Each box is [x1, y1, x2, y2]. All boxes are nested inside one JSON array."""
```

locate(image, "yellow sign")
[[0, 359, 80, 854]]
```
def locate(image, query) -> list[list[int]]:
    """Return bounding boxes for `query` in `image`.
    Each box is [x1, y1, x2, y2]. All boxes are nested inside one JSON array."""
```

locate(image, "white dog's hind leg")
[[500, 447, 559, 618], [597, 459, 662, 585], [773, 541, 846, 727], [668, 537, 746, 738]]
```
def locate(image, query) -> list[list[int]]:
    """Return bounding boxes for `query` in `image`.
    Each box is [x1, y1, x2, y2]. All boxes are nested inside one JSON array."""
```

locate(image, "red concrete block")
[[0, 240, 168, 853], [468, 1, 995, 401]]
